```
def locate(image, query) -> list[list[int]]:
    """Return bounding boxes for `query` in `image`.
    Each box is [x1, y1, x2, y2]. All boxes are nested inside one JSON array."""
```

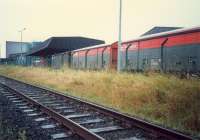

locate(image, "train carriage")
[[3, 26, 200, 74], [52, 52, 71, 69], [121, 26, 200, 73], [71, 42, 118, 70], [72, 51, 79, 69]]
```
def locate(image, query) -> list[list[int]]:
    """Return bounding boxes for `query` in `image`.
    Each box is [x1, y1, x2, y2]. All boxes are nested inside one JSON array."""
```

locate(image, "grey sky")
[[0, 0, 200, 57]]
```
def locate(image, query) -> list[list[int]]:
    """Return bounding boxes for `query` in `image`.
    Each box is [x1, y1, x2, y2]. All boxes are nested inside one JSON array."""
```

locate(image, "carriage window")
[[176, 61, 181, 65], [143, 57, 148, 65], [127, 59, 130, 66], [188, 56, 197, 64], [151, 58, 160, 66]]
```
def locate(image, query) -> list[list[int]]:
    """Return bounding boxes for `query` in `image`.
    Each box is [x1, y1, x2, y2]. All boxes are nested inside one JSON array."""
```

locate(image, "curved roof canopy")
[[26, 37, 105, 56]]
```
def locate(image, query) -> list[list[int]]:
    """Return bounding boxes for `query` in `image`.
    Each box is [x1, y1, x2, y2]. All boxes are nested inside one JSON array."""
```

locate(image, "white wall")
[[0, 42, 6, 58]]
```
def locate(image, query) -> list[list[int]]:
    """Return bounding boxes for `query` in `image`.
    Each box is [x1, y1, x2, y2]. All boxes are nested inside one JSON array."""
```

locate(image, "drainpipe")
[[85, 50, 90, 69], [97, 49, 99, 69], [125, 44, 132, 69], [137, 42, 140, 71], [77, 52, 79, 69], [71, 52, 74, 68], [161, 38, 168, 72], [68, 52, 72, 68], [102, 46, 107, 68]]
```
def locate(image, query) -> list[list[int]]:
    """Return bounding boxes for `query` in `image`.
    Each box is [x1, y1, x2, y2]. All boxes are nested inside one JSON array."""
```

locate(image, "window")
[[127, 59, 130, 66], [188, 56, 197, 65], [151, 58, 160, 66], [143, 57, 148, 65], [176, 61, 181, 65]]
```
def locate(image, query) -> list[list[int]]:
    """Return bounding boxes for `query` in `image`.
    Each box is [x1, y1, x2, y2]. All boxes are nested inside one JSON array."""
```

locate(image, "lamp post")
[[117, 0, 122, 72], [18, 28, 26, 64]]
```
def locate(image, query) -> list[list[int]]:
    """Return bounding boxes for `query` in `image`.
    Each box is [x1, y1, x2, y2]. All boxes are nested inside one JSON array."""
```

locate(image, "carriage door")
[[188, 56, 197, 73], [111, 48, 118, 69], [142, 56, 148, 71]]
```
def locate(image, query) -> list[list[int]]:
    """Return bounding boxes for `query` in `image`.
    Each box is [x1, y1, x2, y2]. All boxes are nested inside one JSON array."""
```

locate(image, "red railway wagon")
[[121, 26, 200, 73], [71, 42, 118, 70]]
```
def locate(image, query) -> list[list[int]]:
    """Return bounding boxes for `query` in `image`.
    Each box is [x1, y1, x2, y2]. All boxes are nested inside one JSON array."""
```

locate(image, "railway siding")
[[0, 85, 67, 140]]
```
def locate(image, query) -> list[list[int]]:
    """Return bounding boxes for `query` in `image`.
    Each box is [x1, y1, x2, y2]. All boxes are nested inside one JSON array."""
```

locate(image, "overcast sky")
[[0, 0, 200, 57]]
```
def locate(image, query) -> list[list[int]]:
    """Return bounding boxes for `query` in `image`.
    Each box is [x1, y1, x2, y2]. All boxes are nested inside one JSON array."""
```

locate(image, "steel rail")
[[0, 82, 104, 140], [0, 75, 195, 140]]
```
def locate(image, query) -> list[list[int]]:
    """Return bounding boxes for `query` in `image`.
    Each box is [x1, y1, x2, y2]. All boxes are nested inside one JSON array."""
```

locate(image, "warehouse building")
[[6, 41, 32, 58], [5, 41, 42, 65], [26, 36, 105, 67]]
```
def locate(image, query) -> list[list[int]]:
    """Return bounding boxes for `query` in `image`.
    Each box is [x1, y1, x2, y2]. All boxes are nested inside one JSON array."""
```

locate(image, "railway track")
[[0, 75, 194, 140]]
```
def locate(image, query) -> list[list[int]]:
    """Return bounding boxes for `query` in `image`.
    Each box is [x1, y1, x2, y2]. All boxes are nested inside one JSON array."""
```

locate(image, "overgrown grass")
[[0, 65, 199, 137]]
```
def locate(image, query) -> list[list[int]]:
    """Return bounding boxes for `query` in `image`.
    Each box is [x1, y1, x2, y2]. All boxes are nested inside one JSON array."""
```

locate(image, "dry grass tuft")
[[0, 65, 199, 136]]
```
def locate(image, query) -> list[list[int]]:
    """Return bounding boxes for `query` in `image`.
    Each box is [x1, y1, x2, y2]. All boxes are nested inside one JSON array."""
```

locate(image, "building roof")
[[72, 44, 108, 53], [124, 25, 200, 44], [26, 37, 105, 56], [71, 41, 118, 53], [141, 26, 182, 36]]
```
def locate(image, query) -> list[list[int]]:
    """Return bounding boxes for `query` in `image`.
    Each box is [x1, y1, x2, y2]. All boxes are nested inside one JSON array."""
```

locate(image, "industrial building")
[[3, 36, 104, 66], [6, 41, 32, 58], [5, 41, 42, 65], [26, 36, 105, 67]]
